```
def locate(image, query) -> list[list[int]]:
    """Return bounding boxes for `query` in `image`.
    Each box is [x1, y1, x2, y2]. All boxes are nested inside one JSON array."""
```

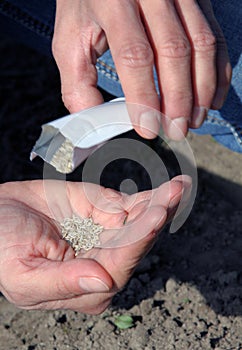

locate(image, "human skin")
[[0, 176, 190, 314], [52, 0, 231, 141]]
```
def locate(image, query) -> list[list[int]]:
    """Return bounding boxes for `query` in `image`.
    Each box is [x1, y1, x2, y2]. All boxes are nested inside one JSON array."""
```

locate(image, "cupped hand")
[[0, 176, 190, 314], [52, 0, 231, 140]]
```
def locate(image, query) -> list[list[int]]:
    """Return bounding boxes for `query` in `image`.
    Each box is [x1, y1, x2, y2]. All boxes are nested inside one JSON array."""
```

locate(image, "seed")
[[50, 139, 74, 174], [60, 215, 103, 255]]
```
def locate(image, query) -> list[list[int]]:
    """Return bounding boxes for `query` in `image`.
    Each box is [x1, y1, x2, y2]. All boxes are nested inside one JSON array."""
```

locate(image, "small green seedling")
[[114, 315, 134, 330], [182, 298, 191, 304]]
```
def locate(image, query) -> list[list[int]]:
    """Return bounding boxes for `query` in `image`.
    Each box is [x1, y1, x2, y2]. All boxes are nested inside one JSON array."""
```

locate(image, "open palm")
[[0, 176, 189, 314]]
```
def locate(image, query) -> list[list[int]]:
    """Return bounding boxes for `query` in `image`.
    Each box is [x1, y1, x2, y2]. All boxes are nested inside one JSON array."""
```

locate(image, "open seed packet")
[[30, 98, 132, 174]]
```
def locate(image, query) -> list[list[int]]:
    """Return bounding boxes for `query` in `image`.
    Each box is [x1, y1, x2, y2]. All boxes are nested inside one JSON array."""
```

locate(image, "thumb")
[[23, 258, 113, 304]]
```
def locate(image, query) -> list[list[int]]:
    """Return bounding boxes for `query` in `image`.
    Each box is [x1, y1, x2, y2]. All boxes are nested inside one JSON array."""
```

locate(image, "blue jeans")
[[0, 0, 241, 153]]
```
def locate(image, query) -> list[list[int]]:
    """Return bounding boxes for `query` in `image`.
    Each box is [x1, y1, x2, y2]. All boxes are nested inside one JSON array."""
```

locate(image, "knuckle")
[[158, 38, 191, 58], [62, 92, 82, 113], [118, 41, 154, 68], [193, 31, 216, 52]]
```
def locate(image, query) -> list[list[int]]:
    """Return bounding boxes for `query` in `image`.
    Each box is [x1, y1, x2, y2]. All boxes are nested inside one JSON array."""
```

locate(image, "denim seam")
[[207, 115, 242, 146], [96, 59, 120, 82], [0, 1, 53, 39]]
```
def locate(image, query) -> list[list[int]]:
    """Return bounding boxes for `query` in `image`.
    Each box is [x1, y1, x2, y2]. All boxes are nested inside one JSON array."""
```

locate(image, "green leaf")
[[114, 315, 134, 330], [182, 298, 191, 304]]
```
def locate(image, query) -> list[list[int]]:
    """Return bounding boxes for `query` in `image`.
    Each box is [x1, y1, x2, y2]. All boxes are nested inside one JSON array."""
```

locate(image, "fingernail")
[[139, 111, 161, 138], [168, 191, 183, 209], [165, 117, 188, 141], [171, 175, 192, 188], [191, 107, 208, 128], [169, 177, 192, 208], [79, 277, 110, 293]]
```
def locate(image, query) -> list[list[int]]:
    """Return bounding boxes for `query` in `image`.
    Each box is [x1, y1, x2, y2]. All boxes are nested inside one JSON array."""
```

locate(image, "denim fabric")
[[0, 0, 241, 152], [0, 0, 55, 54]]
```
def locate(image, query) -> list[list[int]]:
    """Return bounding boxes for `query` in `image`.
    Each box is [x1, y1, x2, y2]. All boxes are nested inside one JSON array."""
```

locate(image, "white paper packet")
[[30, 98, 133, 173]]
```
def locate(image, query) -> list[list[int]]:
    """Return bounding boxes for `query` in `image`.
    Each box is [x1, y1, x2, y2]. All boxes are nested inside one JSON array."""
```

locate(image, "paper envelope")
[[30, 98, 133, 173]]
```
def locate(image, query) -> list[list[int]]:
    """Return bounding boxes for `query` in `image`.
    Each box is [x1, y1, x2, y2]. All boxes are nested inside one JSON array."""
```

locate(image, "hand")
[[0, 176, 190, 314], [52, 0, 231, 141]]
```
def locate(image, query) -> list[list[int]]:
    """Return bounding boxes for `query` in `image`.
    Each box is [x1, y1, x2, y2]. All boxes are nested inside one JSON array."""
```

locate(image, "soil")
[[0, 35, 242, 350]]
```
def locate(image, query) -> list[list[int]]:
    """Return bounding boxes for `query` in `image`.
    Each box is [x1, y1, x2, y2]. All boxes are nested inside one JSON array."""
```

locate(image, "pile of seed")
[[60, 215, 103, 255], [50, 138, 74, 174]]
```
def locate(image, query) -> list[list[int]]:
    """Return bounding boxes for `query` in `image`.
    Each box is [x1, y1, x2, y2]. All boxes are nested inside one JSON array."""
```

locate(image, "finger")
[[140, 0, 192, 140], [13, 258, 113, 308], [52, 1, 104, 113], [99, 176, 191, 248], [175, 0, 217, 129], [99, 203, 167, 249], [123, 175, 191, 212], [198, 0, 232, 109], [99, 1, 161, 139]]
